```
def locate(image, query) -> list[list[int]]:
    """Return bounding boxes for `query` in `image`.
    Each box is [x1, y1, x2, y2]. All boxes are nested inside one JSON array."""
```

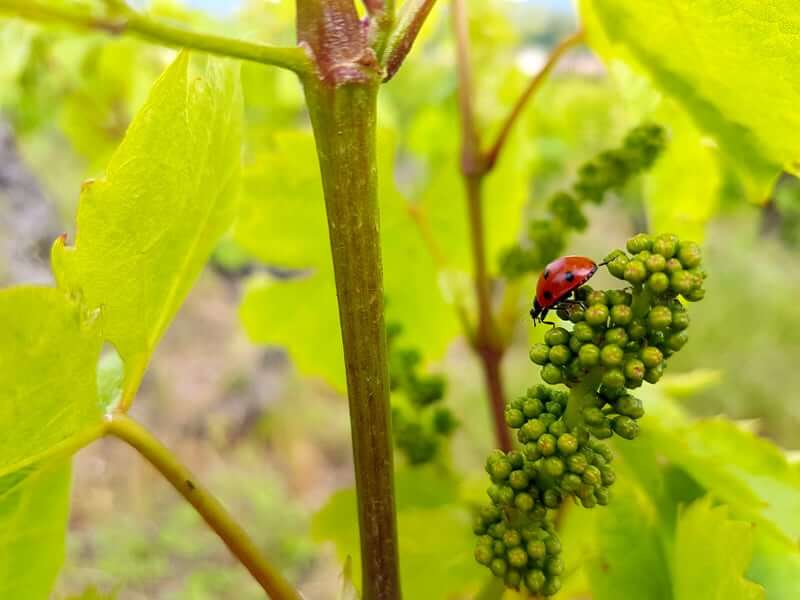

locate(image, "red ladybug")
[[531, 256, 598, 325]]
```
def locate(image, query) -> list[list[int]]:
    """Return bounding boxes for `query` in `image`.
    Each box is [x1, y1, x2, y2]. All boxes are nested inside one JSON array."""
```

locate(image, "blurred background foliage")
[[1, 0, 799, 598]]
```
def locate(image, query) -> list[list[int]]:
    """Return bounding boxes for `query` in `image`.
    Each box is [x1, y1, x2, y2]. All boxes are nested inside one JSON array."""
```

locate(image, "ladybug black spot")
[[543, 290, 553, 300], [564, 271, 575, 282]]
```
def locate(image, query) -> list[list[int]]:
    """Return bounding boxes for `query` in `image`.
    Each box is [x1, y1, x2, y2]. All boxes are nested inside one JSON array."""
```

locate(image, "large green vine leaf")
[[579, 0, 800, 197], [53, 51, 243, 407], [674, 497, 764, 600], [0, 461, 72, 600], [0, 287, 103, 476]]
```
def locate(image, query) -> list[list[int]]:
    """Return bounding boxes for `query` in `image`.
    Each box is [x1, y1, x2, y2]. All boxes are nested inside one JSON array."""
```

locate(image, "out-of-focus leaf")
[[673, 497, 764, 600], [0, 287, 102, 477], [579, 0, 799, 197], [646, 104, 721, 240], [588, 481, 671, 600], [748, 532, 800, 600], [659, 368, 722, 399], [53, 51, 243, 407], [0, 461, 71, 600]]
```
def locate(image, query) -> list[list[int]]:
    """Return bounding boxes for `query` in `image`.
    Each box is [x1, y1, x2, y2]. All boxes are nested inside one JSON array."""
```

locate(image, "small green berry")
[[652, 233, 678, 258], [586, 290, 609, 306], [671, 308, 690, 330], [505, 408, 525, 428], [667, 331, 689, 351], [624, 358, 646, 382], [578, 343, 601, 367], [508, 547, 528, 569], [561, 473, 582, 493], [595, 486, 610, 505], [523, 398, 544, 418], [548, 419, 567, 437], [530, 343, 550, 365], [582, 465, 602, 486], [520, 419, 546, 442], [546, 557, 564, 576], [583, 406, 606, 426], [489, 459, 512, 482], [605, 327, 629, 346], [543, 576, 562, 596], [545, 327, 570, 346], [543, 489, 561, 508], [503, 529, 522, 547], [677, 241, 702, 268], [608, 255, 629, 278], [504, 569, 522, 589], [616, 394, 644, 419], [475, 544, 493, 565], [527, 539, 546, 560], [557, 433, 578, 455], [537, 433, 557, 456], [514, 492, 535, 511], [490, 558, 507, 577], [607, 289, 633, 306], [644, 364, 664, 384], [602, 368, 626, 390], [541, 364, 563, 384], [573, 321, 595, 342], [647, 305, 673, 330], [665, 257, 683, 274], [600, 465, 616, 486], [566, 453, 588, 474], [645, 253, 667, 272], [627, 319, 648, 340], [670, 270, 696, 295], [610, 304, 633, 326], [627, 233, 653, 253], [648, 272, 670, 294], [543, 456, 565, 477], [585, 304, 610, 327], [548, 344, 572, 366], [640, 346, 663, 368], [612, 415, 640, 440], [525, 569, 546, 592], [509, 470, 530, 490], [624, 260, 648, 284], [684, 287, 706, 302], [569, 334, 583, 353], [600, 344, 624, 367]]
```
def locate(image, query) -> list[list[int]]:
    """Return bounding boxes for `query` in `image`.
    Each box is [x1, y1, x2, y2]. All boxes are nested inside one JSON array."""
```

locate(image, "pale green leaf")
[[674, 497, 764, 600], [52, 51, 243, 406], [0, 460, 72, 600], [579, 0, 799, 196], [0, 287, 102, 476], [748, 532, 800, 600]]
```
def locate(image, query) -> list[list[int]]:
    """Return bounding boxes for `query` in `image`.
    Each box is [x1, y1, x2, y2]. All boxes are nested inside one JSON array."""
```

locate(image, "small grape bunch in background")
[[473, 233, 707, 596]]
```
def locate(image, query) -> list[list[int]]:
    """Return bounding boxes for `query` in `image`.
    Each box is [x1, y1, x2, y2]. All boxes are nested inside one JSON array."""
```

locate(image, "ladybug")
[[531, 256, 598, 325]]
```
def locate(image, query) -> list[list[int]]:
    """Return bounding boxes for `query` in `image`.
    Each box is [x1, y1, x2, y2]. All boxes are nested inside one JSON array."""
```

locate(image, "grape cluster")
[[529, 233, 705, 392], [500, 123, 667, 279], [473, 504, 564, 596], [476, 233, 707, 595], [387, 322, 457, 465]]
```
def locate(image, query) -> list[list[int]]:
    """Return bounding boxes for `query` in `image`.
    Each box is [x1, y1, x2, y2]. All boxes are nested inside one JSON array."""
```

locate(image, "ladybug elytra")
[[531, 256, 598, 325]]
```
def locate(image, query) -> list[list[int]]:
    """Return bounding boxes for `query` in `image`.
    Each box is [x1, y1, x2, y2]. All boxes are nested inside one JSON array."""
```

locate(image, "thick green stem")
[[303, 80, 401, 600], [564, 368, 604, 431], [631, 285, 654, 319], [105, 415, 301, 600]]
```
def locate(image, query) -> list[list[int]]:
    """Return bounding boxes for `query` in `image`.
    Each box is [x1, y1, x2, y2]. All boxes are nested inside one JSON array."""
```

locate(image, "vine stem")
[[0, 0, 312, 74], [104, 414, 301, 600]]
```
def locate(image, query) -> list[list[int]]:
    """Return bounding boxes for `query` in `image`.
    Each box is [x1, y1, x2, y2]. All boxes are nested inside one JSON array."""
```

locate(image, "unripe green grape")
[[665, 257, 683, 274], [491, 558, 508, 576], [580, 492, 597, 508], [568, 305, 586, 322], [608, 255, 629, 278], [635, 250, 652, 264], [608, 289, 633, 306], [568, 334, 583, 354], [489, 459, 512, 482], [504, 569, 523, 588], [526, 569, 546, 592], [648, 272, 670, 293], [548, 344, 572, 366], [648, 305, 673, 330], [539, 412, 557, 429], [475, 544, 494, 565], [677, 241, 702, 268], [522, 443, 540, 461], [644, 364, 664, 384], [508, 451, 524, 469], [541, 364, 563, 384], [544, 534, 561, 555], [648, 330, 666, 346], [595, 486, 610, 506], [684, 287, 706, 302], [557, 433, 578, 455], [561, 472, 582, 493], [520, 418, 546, 441], [573, 321, 595, 342], [670, 270, 695, 295], [543, 576, 562, 596], [624, 358, 645, 382], [600, 465, 616, 486], [543, 489, 561, 508], [640, 346, 664, 368], [652, 233, 678, 258], [589, 424, 614, 439], [586, 290, 609, 306], [504, 529, 522, 548], [583, 406, 606, 426], [585, 304, 610, 327], [582, 465, 602, 486], [545, 327, 570, 346], [603, 249, 627, 263], [493, 540, 506, 555], [610, 304, 633, 326], [537, 433, 557, 456], [667, 331, 689, 351], [505, 408, 525, 428], [508, 546, 528, 569], [627, 319, 648, 340], [547, 557, 564, 576], [480, 504, 501, 523], [523, 398, 544, 418], [578, 343, 601, 367], [592, 442, 614, 463], [627, 233, 653, 253], [616, 394, 644, 419], [543, 456, 565, 477], [514, 492, 535, 512], [548, 419, 567, 437], [602, 368, 626, 390], [545, 400, 564, 417], [566, 453, 588, 474], [600, 344, 624, 367], [612, 415, 640, 440], [624, 260, 648, 284], [671, 308, 690, 330], [486, 449, 505, 466], [527, 539, 546, 560], [530, 344, 550, 365], [474, 519, 487, 535], [645, 253, 667, 272], [509, 470, 530, 490], [606, 327, 629, 346]]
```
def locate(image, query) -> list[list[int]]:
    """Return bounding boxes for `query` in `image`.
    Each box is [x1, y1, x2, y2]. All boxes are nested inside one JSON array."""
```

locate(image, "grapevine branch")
[[0, 0, 312, 74], [381, 0, 438, 81], [450, 0, 585, 453], [105, 414, 302, 600]]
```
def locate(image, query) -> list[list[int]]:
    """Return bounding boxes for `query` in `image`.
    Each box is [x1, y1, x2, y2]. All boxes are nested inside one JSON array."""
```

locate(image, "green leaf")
[[673, 497, 764, 600], [748, 531, 800, 600], [52, 51, 243, 407], [0, 287, 102, 477], [588, 481, 671, 600], [0, 460, 72, 600], [579, 0, 799, 196]]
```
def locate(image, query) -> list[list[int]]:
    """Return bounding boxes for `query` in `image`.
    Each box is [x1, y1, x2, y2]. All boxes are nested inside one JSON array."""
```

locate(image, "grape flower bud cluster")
[[474, 233, 706, 595]]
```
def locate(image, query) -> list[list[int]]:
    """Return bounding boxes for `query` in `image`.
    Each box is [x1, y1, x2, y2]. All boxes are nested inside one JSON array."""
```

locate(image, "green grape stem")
[[631, 285, 654, 319], [564, 367, 604, 430]]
